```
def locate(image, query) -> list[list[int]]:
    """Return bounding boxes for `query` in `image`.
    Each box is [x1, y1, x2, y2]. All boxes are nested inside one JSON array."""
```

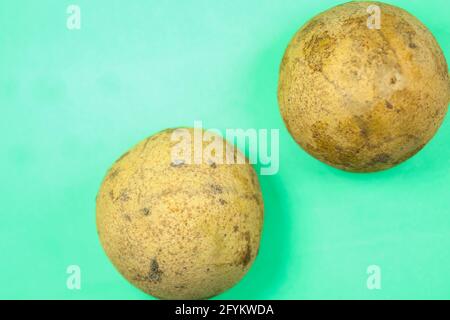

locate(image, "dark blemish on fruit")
[[141, 207, 151, 216], [390, 77, 397, 85], [252, 194, 261, 206], [209, 162, 217, 169], [352, 116, 369, 140], [108, 168, 120, 180], [123, 214, 131, 222], [241, 194, 261, 207], [233, 225, 239, 233], [174, 285, 186, 289], [149, 258, 163, 282], [385, 101, 394, 109], [109, 190, 114, 200], [210, 184, 223, 194], [370, 153, 391, 164], [170, 159, 185, 167], [241, 232, 252, 267], [118, 190, 130, 202], [218, 199, 227, 205], [303, 30, 336, 72], [409, 42, 417, 49], [433, 110, 440, 118], [359, 127, 368, 138], [250, 170, 258, 188], [115, 151, 129, 163]]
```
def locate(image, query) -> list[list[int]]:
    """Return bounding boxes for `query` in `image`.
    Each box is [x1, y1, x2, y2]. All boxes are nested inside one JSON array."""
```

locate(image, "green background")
[[1, 0, 449, 299]]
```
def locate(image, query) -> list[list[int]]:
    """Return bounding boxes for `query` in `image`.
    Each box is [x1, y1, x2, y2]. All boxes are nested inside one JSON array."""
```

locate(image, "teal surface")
[[0, 0, 449, 299]]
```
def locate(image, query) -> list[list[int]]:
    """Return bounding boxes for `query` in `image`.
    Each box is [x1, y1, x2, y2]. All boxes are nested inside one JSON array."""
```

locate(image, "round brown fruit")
[[96, 128, 263, 299], [278, 1, 450, 172]]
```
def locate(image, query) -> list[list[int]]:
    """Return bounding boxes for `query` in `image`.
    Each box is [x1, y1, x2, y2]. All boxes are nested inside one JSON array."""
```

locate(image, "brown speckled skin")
[[278, 1, 450, 172], [96, 128, 263, 300]]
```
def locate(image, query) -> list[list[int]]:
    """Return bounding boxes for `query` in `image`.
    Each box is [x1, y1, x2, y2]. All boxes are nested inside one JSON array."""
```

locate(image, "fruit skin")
[[278, 1, 450, 172], [96, 128, 263, 300]]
